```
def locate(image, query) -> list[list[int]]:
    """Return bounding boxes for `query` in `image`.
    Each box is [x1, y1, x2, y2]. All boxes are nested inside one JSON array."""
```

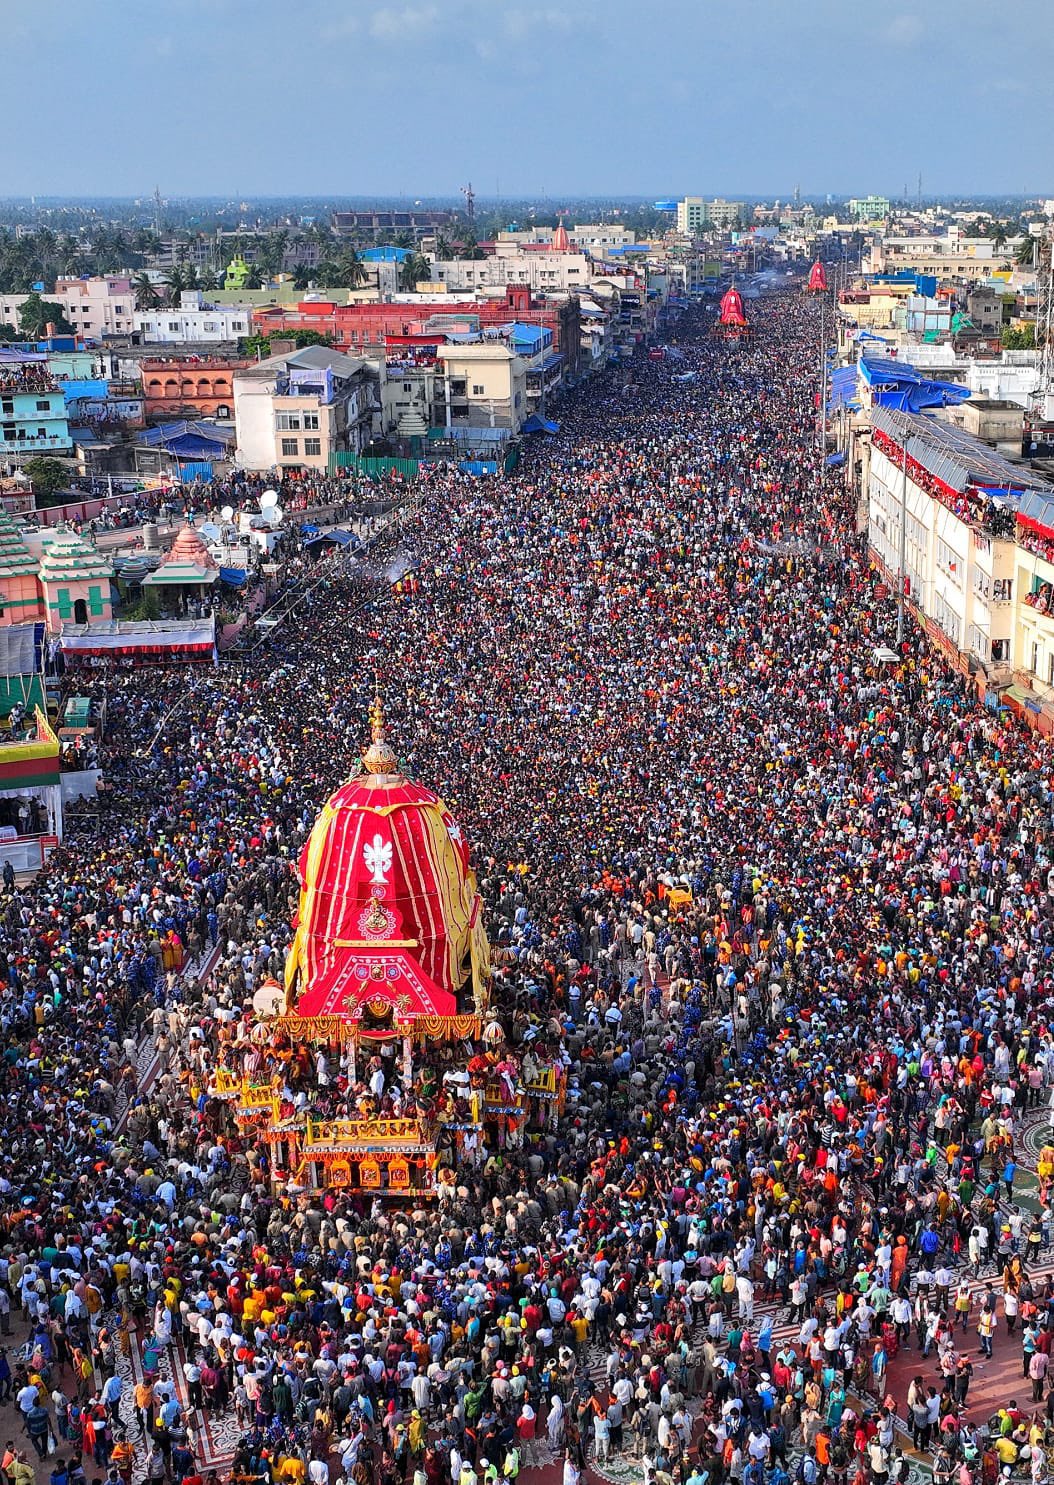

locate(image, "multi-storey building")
[[135, 292, 253, 344], [861, 404, 1054, 731], [0, 277, 136, 340], [140, 356, 249, 420], [0, 353, 73, 458], [233, 346, 379, 473], [253, 286, 583, 383]]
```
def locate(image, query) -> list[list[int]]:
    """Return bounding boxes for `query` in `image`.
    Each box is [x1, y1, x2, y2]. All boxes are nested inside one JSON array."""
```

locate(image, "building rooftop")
[[870, 405, 1052, 498]]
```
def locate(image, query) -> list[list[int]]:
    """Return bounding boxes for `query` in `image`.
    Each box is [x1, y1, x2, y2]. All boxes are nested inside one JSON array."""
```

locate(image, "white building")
[[233, 345, 380, 472], [0, 276, 137, 339], [135, 292, 253, 344], [433, 344, 526, 433], [675, 198, 746, 235], [425, 250, 591, 295], [863, 406, 1053, 696]]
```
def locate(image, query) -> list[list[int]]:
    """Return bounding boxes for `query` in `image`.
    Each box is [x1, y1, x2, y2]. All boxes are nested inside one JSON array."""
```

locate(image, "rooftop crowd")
[[3, 290, 1054, 1485]]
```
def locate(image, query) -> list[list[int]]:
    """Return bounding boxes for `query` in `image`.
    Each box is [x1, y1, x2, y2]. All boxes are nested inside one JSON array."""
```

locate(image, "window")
[[992, 639, 1009, 663], [204, 322, 218, 333], [232, 321, 246, 332], [280, 438, 299, 456], [304, 437, 321, 457], [472, 384, 484, 396], [35, 400, 49, 411], [1049, 651, 1054, 687], [992, 578, 1013, 603], [275, 413, 301, 431], [114, 305, 125, 315], [168, 322, 179, 332], [302, 413, 319, 430], [935, 537, 961, 584]]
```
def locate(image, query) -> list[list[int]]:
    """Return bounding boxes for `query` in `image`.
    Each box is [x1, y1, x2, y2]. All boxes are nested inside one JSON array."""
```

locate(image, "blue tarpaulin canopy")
[[219, 567, 247, 586], [827, 364, 860, 414], [826, 452, 846, 468], [523, 414, 560, 434], [859, 355, 971, 413]]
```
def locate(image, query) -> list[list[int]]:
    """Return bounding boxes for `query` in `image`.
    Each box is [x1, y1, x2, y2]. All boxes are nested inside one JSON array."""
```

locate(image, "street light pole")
[[819, 293, 828, 451], [896, 424, 909, 644]]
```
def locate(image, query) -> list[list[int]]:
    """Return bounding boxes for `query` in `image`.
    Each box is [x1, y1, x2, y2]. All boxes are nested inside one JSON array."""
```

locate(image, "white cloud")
[[369, 3, 439, 40]]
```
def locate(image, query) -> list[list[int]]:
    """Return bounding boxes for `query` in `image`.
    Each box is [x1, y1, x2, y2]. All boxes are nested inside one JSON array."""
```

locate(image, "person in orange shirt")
[[110, 1434, 135, 1485]]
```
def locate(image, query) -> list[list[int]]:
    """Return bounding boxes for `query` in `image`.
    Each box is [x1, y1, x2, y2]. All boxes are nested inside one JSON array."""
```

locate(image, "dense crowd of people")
[[3, 290, 1054, 1485]]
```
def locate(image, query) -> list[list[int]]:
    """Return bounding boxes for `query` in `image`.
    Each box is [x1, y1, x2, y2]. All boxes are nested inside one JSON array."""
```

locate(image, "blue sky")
[[9, 0, 1053, 198]]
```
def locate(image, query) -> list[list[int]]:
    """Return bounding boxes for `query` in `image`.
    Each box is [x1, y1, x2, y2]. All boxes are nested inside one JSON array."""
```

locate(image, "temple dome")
[[161, 523, 218, 571], [551, 222, 570, 252], [284, 701, 490, 1024]]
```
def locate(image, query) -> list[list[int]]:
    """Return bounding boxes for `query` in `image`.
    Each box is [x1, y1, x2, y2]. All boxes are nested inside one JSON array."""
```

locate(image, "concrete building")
[[675, 198, 708, 236], [434, 344, 526, 433], [862, 230, 1010, 281], [0, 277, 136, 340], [675, 198, 746, 234], [0, 353, 73, 458], [426, 249, 590, 295], [233, 346, 379, 473], [708, 199, 746, 229], [848, 196, 890, 222], [860, 405, 1054, 727], [140, 356, 248, 421], [135, 292, 253, 345], [253, 287, 583, 385]]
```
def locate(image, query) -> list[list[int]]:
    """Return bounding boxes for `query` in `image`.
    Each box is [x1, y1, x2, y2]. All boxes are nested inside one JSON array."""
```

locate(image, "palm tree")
[[133, 272, 161, 309], [198, 268, 219, 292], [163, 267, 187, 304], [399, 254, 431, 291], [992, 224, 1008, 252], [1017, 236, 1038, 267], [337, 249, 367, 288]]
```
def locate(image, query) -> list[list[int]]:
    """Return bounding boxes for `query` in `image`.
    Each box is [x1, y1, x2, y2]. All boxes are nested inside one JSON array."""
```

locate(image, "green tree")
[[124, 587, 162, 620], [240, 328, 334, 358], [133, 272, 161, 309], [399, 253, 432, 290], [1001, 324, 1036, 349], [0, 323, 18, 342], [1017, 236, 1038, 266], [17, 293, 73, 338], [24, 457, 69, 503], [163, 267, 187, 303]]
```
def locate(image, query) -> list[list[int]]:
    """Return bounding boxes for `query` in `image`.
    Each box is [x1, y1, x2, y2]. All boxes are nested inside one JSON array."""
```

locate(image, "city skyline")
[[6, 0, 1052, 198]]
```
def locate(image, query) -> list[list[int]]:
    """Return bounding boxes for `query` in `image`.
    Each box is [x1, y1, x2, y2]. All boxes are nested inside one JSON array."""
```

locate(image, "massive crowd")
[[2, 291, 1054, 1485]]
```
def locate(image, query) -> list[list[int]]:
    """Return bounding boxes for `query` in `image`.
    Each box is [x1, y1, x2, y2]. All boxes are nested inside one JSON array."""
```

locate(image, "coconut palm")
[[133, 272, 161, 309]]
